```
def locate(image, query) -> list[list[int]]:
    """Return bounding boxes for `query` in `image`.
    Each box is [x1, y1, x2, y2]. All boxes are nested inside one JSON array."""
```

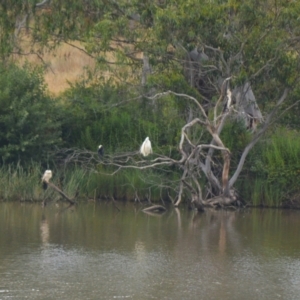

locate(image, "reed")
[[239, 127, 300, 207], [0, 162, 173, 203], [82, 168, 170, 202], [0, 163, 48, 202]]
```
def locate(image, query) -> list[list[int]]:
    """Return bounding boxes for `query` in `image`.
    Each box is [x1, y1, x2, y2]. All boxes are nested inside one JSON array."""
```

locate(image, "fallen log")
[[44, 182, 76, 205], [205, 195, 236, 207], [142, 205, 166, 213], [142, 211, 166, 217]]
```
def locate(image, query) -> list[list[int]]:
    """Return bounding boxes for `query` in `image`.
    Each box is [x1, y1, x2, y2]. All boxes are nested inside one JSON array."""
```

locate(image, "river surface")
[[0, 202, 300, 300]]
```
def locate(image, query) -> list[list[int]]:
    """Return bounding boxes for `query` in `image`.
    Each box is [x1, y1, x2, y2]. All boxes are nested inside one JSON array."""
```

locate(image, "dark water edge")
[[2, 197, 300, 210]]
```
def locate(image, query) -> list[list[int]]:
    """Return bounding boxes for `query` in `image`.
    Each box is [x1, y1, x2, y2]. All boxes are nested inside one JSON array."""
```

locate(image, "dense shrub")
[[0, 63, 62, 164], [61, 80, 184, 155], [237, 128, 300, 206]]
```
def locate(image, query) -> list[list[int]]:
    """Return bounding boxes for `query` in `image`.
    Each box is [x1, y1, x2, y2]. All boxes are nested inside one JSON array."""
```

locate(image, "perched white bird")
[[140, 137, 153, 157], [42, 170, 52, 190]]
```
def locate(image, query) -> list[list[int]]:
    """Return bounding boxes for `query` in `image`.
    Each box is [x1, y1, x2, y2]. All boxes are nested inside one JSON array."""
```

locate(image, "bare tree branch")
[[36, 0, 49, 7], [229, 88, 289, 187]]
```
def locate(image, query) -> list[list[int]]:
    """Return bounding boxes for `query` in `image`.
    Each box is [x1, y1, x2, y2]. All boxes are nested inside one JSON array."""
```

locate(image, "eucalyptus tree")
[[3, 0, 300, 206]]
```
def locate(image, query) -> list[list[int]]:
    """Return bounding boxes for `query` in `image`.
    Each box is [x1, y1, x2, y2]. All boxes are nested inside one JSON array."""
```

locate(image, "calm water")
[[0, 202, 300, 300]]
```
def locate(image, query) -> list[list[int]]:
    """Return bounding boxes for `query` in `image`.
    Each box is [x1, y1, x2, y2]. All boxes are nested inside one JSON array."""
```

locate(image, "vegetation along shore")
[[1, 1, 300, 209]]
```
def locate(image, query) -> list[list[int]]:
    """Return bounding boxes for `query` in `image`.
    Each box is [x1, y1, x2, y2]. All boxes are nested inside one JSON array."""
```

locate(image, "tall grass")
[[238, 127, 300, 207], [80, 167, 172, 202], [0, 163, 50, 201], [0, 162, 173, 203]]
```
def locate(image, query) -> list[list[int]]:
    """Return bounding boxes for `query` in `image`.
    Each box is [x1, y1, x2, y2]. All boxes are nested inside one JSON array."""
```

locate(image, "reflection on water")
[[0, 202, 300, 299], [40, 216, 49, 247]]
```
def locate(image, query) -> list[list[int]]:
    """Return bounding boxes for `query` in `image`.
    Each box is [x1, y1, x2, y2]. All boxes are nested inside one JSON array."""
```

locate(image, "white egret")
[[42, 170, 52, 190], [140, 137, 153, 157], [98, 145, 104, 159]]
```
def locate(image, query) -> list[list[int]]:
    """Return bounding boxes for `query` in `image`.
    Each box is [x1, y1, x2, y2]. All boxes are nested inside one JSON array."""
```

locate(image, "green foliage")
[[61, 79, 183, 155], [221, 119, 251, 151], [3, 1, 300, 97], [61, 81, 142, 152], [4, 1, 300, 141], [263, 129, 300, 188], [0, 62, 62, 164], [238, 128, 300, 206]]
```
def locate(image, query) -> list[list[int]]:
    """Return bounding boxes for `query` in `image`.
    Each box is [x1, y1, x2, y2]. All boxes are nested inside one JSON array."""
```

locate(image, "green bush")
[[60, 80, 184, 155], [0, 62, 62, 164], [238, 127, 300, 206]]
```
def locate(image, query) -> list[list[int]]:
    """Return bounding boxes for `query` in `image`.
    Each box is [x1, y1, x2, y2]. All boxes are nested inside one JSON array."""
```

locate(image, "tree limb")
[[36, 0, 49, 7], [229, 88, 289, 187], [46, 182, 76, 205]]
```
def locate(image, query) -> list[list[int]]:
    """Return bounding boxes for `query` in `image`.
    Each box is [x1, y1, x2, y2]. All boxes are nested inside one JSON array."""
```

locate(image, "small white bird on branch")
[[41, 169, 75, 205], [42, 170, 52, 190], [140, 137, 153, 157]]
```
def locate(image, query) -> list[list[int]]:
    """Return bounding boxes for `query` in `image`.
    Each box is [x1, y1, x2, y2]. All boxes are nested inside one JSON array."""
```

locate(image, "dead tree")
[[53, 77, 288, 211], [53, 84, 289, 210], [100, 82, 288, 209]]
